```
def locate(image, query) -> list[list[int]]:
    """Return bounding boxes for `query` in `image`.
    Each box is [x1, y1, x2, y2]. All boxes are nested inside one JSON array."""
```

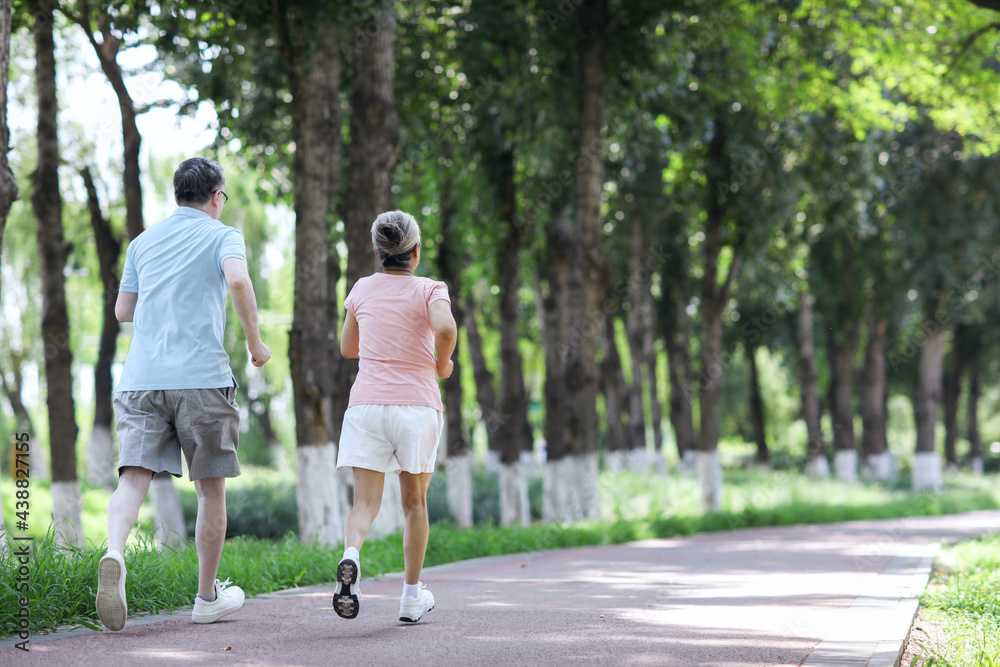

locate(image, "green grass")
[[909, 534, 1000, 665], [3, 467, 1000, 638]]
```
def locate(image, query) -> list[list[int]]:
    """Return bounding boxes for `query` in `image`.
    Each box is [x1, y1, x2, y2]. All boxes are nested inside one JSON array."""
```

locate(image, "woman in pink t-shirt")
[[332, 210, 457, 624]]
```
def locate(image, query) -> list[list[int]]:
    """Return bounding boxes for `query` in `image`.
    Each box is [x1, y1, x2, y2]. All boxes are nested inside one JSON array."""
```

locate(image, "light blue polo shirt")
[[115, 206, 247, 391]]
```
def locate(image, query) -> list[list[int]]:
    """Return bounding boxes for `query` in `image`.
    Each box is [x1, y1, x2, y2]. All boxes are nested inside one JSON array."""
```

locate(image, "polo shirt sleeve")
[[120, 242, 138, 292], [217, 226, 247, 274]]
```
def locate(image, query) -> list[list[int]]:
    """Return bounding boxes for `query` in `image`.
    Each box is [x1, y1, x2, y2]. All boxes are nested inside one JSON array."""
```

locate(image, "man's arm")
[[115, 291, 138, 323], [223, 257, 271, 367], [429, 299, 457, 379]]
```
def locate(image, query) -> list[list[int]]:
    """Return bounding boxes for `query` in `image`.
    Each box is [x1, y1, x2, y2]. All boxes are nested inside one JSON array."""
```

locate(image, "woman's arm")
[[341, 311, 360, 359], [429, 299, 457, 378]]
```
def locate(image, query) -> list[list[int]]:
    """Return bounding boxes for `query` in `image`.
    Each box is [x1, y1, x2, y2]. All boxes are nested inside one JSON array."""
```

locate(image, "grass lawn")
[[2, 466, 1000, 638], [905, 533, 1000, 665]]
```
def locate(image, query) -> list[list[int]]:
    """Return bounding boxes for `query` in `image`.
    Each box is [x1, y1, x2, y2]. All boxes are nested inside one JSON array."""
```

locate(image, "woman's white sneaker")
[[333, 557, 362, 619], [191, 578, 245, 624], [398, 583, 435, 623], [96, 551, 127, 631]]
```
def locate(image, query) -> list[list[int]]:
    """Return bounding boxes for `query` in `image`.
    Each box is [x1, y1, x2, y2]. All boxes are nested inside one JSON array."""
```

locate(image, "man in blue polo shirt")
[[95, 157, 271, 631]]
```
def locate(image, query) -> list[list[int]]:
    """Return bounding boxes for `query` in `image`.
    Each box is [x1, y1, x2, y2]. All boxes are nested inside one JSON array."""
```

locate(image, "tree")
[[31, 0, 82, 547], [79, 166, 119, 491]]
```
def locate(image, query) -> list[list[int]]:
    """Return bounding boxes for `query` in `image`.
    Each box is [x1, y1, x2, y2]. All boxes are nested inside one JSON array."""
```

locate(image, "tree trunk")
[[600, 315, 629, 471], [797, 291, 827, 476], [967, 363, 983, 474], [746, 342, 769, 467], [662, 274, 695, 471], [541, 211, 572, 522], [464, 305, 499, 470], [859, 316, 890, 480], [494, 148, 531, 526], [435, 160, 473, 526], [827, 324, 856, 482], [557, 0, 611, 521], [913, 328, 946, 492], [624, 215, 648, 470], [697, 107, 742, 511], [81, 167, 120, 490], [0, 0, 16, 281], [644, 281, 664, 472], [942, 325, 964, 470], [71, 8, 144, 240], [32, 0, 82, 547], [344, 0, 398, 293], [276, 4, 344, 545]]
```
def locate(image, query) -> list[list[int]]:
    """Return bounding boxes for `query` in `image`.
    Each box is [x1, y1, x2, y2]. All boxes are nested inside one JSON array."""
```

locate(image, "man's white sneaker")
[[96, 551, 127, 631], [333, 557, 362, 619], [191, 579, 245, 624], [398, 583, 435, 623]]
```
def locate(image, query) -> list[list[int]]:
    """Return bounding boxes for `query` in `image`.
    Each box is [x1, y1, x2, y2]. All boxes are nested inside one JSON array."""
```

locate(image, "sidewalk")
[[4, 510, 1000, 666]]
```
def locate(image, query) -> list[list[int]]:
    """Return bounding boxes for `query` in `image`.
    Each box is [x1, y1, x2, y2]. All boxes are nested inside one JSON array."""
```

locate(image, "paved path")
[[4, 510, 1000, 666]]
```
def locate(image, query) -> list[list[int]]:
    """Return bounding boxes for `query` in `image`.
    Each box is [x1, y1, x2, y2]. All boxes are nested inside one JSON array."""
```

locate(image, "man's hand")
[[250, 340, 271, 367]]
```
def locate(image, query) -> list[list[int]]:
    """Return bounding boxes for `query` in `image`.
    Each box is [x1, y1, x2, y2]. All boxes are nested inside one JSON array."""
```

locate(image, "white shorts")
[[337, 404, 443, 474]]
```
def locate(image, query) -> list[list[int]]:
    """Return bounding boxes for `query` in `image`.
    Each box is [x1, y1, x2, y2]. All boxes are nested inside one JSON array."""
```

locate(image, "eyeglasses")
[[218, 190, 228, 203]]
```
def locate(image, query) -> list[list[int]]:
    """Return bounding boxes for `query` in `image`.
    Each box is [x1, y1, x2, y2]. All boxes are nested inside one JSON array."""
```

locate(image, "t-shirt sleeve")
[[427, 280, 451, 306], [217, 227, 247, 273], [119, 243, 138, 292], [345, 282, 359, 317]]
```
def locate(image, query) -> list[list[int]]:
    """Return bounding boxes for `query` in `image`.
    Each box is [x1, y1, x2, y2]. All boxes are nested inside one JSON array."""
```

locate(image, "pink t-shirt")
[[345, 272, 451, 411]]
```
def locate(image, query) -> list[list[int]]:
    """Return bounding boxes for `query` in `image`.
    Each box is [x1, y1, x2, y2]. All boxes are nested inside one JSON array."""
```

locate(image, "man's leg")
[[193, 476, 227, 597], [399, 471, 433, 585], [107, 467, 154, 554]]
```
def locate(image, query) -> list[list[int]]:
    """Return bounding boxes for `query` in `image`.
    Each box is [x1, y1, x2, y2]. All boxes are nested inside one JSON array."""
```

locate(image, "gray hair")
[[371, 210, 421, 269], [173, 157, 225, 206]]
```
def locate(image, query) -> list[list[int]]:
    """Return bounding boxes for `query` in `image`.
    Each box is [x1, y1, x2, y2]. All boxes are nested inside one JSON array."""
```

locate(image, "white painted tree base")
[[296, 444, 343, 545], [804, 455, 830, 477], [652, 451, 667, 475], [679, 450, 698, 476], [971, 456, 984, 475], [150, 474, 187, 549], [542, 458, 569, 524], [520, 449, 540, 480], [368, 474, 405, 540], [569, 452, 600, 521], [834, 450, 857, 482], [87, 424, 117, 490], [861, 452, 894, 481], [605, 450, 627, 472], [483, 449, 501, 475], [627, 447, 650, 472], [51, 480, 84, 548], [500, 460, 530, 526], [446, 454, 473, 528], [697, 451, 722, 513], [912, 451, 943, 492]]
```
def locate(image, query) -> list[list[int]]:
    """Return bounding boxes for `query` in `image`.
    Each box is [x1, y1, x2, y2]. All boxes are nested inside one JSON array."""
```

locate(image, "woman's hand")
[[438, 358, 454, 379]]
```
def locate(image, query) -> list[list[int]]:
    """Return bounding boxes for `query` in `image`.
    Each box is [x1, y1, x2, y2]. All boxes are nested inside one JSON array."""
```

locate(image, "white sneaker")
[[398, 583, 435, 623], [191, 579, 245, 624], [96, 551, 127, 631], [333, 557, 362, 619]]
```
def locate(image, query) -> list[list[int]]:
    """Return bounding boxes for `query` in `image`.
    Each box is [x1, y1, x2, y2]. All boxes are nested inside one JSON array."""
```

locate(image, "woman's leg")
[[344, 467, 386, 552], [399, 471, 434, 585]]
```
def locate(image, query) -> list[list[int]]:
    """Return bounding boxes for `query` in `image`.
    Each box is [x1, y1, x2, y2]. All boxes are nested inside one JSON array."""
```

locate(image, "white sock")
[[343, 546, 360, 563], [403, 582, 420, 599]]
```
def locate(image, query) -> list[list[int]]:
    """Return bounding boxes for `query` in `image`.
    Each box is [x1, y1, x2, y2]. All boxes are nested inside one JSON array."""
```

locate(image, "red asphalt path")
[[4, 510, 1000, 666]]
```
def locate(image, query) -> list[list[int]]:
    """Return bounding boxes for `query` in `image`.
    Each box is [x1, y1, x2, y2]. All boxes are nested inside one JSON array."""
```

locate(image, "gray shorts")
[[114, 386, 241, 481]]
